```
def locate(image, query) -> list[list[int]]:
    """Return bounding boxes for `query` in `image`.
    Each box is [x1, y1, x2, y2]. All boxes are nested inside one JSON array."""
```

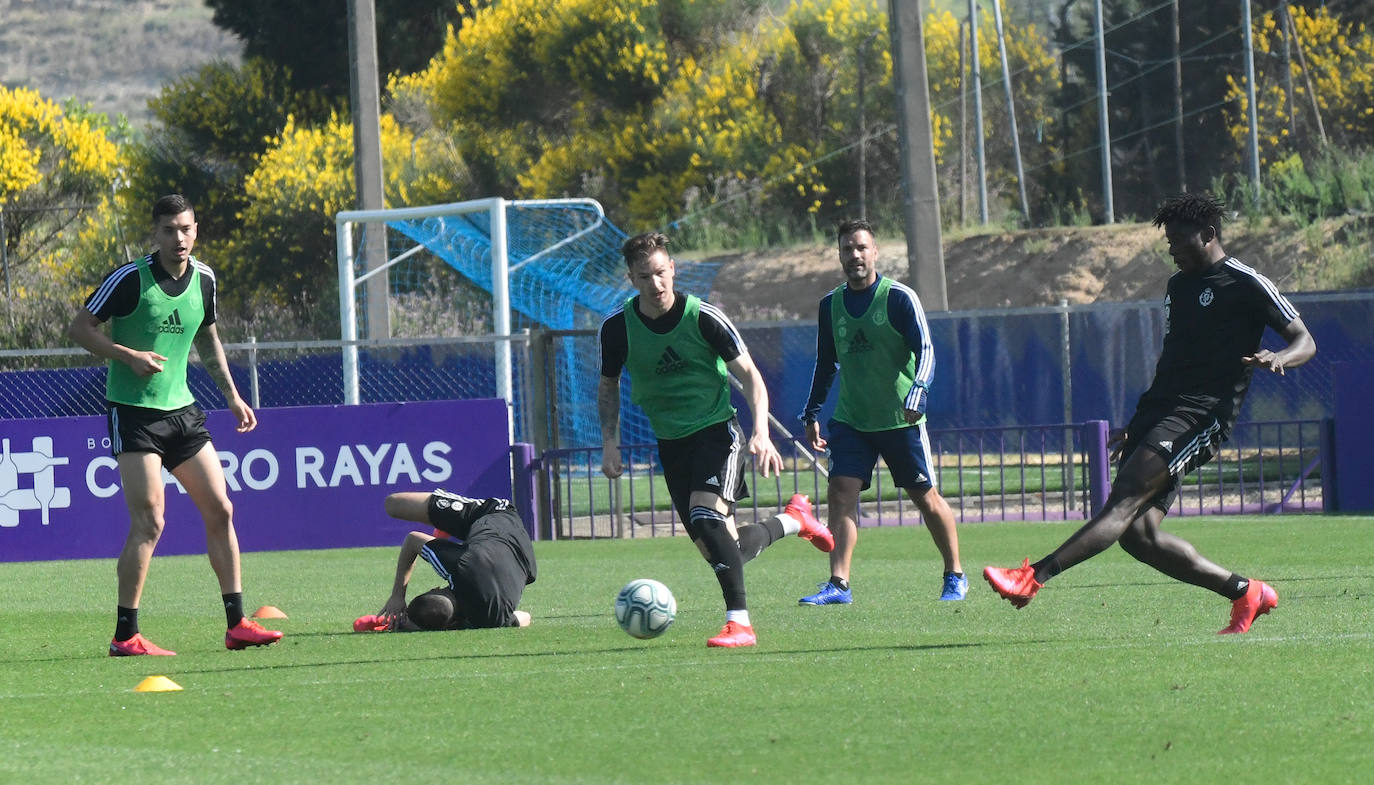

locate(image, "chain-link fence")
[[3, 291, 1370, 456]]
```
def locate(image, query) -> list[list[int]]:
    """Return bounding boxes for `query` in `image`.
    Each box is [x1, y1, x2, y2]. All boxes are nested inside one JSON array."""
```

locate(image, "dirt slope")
[[704, 219, 1345, 320]]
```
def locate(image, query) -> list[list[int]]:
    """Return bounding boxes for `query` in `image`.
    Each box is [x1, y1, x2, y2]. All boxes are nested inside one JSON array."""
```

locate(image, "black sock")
[[830, 576, 849, 591], [737, 519, 785, 563], [1031, 556, 1062, 585], [115, 606, 139, 641], [691, 507, 747, 611], [1222, 574, 1249, 601], [223, 592, 245, 627]]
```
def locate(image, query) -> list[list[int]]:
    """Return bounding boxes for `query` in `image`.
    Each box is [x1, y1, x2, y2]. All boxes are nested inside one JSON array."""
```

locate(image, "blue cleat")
[[939, 572, 969, 601], [799, 581, 852, 606]]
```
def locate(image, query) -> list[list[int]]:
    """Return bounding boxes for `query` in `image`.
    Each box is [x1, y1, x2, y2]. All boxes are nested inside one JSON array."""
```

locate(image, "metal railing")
[[534, 419, 1328, 539]]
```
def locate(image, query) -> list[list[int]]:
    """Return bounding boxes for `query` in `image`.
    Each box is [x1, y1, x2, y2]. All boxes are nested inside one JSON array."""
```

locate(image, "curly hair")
[[1152, 192, 1225, 237]]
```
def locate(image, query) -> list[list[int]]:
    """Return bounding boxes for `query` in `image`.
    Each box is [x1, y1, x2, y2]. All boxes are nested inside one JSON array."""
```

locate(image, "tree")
[[204, 0, 473, 100], [0, 86, 122, 347]]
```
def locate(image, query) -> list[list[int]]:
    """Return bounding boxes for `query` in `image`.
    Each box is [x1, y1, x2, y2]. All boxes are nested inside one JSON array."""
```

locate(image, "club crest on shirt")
[[872, 310, 887, 327], [1199, 287, 1214, 306]]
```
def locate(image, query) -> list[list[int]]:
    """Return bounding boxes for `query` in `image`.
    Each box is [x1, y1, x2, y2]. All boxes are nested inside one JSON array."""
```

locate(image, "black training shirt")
[[1139, 256, 1299, 420]]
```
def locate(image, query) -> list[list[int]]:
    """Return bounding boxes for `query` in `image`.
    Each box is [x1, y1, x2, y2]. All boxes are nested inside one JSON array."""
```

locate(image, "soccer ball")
[[614, 578, 676, 639]]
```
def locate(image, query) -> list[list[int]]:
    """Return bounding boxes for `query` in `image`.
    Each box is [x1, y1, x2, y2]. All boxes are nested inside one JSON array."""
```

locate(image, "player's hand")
[[750, 432, 784, 478], [906, 384, 929, 423], [229, 397, 257, 433], [601, 444, 623, 479], [1242, 350, 1289, 375], [380, 596, 407, 619], [805, 420, 827, 452], [128, 351, 167, 377], [1108, 428, 1128, 461]]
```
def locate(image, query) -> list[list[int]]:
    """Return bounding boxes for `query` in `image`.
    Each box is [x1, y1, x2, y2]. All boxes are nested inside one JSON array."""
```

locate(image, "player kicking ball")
[[983, 192, 1315, 634], [598, 232, 834, 648]]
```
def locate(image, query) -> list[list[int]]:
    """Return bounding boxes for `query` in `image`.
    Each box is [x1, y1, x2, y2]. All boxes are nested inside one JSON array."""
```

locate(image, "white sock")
[[775, 512, 801, 536], [726, 609, 751, 627]]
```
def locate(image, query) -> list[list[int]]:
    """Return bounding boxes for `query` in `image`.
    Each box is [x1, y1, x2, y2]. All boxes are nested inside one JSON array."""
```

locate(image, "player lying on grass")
[[983, 192, 1316, 634], [353, 490, 536, 632]]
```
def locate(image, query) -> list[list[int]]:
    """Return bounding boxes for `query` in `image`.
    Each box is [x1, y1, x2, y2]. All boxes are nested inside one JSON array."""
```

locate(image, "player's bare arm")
[[66, 308, 166, 376], [597, 375, 623, 478], [726, 353, 784, 477], [1241, 317, 1317, 375], [381, 530, 435, 619], [194, 323, 257, 432]]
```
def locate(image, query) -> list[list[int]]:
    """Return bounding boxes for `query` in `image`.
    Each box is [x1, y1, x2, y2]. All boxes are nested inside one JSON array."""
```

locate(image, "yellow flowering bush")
[[220, 112, 460, 311], [0, 86, 119, 200], [1226, 5, 1374, 165]]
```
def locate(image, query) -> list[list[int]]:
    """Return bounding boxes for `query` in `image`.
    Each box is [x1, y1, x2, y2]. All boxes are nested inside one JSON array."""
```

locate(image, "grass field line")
[[4, 629, 1369, 702]]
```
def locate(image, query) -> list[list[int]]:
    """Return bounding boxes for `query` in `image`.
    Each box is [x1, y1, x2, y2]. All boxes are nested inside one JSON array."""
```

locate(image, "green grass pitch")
[[1, 515, 1370, 784]]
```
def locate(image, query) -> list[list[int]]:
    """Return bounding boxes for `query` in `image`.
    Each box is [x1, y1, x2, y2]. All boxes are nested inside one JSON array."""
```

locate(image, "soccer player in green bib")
[[798, 218, 966, 606], [67, 194, 282, 656], [598, 232, 834, 648]]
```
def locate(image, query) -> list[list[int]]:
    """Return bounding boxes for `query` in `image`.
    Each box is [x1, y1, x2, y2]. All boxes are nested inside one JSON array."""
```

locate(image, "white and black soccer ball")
[[614, 578, 677, 639]]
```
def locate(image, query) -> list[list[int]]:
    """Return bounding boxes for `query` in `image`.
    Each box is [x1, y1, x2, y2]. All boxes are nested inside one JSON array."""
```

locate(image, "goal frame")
[[334, 197, 606, 416]]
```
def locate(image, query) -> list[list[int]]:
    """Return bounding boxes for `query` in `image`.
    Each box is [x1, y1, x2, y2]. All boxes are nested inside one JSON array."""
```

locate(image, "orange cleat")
[[706, 620, 757, 648], [983, 559, 1044, 609], [109, 633, 176, 657], [352, 614, 391, 632], [1218, 580, 1278, 634], [225, 618, 283, 650], [785, 494, 834, 553]]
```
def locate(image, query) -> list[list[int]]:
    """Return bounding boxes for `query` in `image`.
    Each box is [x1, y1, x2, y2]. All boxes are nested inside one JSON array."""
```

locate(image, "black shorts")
[[420, 507, 536, 629], [656, 417, 749, 524], [107, 403, 211, 470], [1121, 398, 1226, 511]]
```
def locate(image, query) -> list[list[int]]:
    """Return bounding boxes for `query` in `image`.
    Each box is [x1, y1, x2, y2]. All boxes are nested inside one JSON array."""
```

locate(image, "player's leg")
[[171, 439, 282, 649], [1118, 506, 1233, 591], [384, 491, 434, 524], [984, 445, 1173, 608], [387, 489, 460, 538], [1114, 433, 1277, 633], [673, 420, 757, 647], [109, 450, 176, 655], [887, 422, 966, 599], [800, 422, 874, 605], [105, 405, 177, 655]]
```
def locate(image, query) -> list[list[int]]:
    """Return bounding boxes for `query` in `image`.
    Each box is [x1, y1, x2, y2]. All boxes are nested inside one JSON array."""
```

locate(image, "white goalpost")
[[334, 196, 607, 423]]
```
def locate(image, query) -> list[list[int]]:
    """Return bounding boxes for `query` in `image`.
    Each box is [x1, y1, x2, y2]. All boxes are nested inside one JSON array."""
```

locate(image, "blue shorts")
[[827, 420, 937, 492]]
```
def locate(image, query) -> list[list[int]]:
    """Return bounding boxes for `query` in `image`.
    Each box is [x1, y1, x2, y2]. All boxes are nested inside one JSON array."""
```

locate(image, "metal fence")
[[536, 419, 1327, 540]]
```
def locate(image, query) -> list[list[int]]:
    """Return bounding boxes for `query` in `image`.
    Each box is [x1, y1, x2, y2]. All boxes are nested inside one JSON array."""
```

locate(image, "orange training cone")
[[252, 605, 288, 619]]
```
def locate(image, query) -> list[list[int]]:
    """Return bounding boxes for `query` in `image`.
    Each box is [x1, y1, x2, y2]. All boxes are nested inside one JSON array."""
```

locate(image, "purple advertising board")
[[0, 399, 513, 562]]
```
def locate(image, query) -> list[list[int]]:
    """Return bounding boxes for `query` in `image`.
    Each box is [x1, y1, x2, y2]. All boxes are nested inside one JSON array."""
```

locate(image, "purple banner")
[[0, 399, 512, 562]]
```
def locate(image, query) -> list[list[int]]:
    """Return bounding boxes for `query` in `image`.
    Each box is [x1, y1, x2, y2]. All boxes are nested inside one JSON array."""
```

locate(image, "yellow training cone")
[[252, 605, 288, 619], [134, 675, 183, 693]]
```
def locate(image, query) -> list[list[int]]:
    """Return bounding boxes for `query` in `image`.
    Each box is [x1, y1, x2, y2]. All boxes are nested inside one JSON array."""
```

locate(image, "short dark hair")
[[1152, 192, 1225, 239], [407, 589, 456, 630], [152, 194, 194, 223], [836, 218, 874, 242], [621, 232, 669, 268]]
